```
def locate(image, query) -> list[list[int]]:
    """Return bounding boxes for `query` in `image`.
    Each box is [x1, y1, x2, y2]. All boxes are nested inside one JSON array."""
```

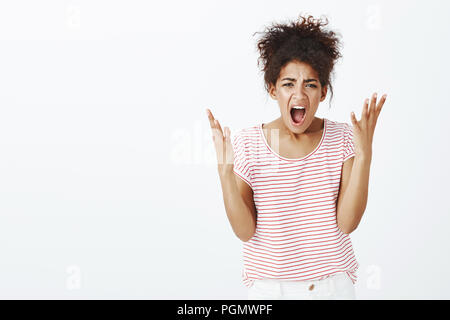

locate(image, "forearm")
[[337, 155, 372, 234], [219, 172, 256, 242]]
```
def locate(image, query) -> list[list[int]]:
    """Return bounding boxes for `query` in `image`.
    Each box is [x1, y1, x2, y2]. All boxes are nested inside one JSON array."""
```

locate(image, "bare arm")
[[206, 108, 257, 242], [336, 156, 370, 234], [219, 173, 257, 242], [336, 92, 387, 234]]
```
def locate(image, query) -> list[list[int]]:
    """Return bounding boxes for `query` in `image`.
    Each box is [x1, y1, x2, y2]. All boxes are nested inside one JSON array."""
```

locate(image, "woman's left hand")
[[350, 92, 387, 159]]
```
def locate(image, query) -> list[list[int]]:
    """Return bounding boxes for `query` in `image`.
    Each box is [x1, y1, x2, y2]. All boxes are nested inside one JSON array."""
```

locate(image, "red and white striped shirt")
[[231, 118, 359, 288]]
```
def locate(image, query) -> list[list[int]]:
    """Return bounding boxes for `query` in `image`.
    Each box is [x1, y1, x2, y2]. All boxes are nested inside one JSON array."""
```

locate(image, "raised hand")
[[206, 108, 234, 177], [350, 92, 387, 158]]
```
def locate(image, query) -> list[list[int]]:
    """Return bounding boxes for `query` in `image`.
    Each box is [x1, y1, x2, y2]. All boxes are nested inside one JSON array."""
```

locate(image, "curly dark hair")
[[253, 14, 343, 108]]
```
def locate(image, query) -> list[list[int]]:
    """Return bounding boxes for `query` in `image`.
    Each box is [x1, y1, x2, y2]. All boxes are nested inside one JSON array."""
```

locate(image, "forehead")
[[279, 60, 318, 78]]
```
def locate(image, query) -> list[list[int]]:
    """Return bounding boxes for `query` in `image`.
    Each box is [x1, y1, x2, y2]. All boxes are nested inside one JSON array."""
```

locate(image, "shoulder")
[[326, 118, 352, 130], [325, 118, 354, 137], [327, 119, 356, 161], [231, 125, 260, 145]]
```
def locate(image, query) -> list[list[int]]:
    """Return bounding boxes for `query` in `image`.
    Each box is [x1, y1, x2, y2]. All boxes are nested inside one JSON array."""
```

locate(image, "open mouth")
[[290, 106, 306, 125]]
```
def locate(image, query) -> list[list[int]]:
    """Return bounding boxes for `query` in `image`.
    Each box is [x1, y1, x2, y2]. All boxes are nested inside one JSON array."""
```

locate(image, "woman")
[[206, 14, 387, 300]]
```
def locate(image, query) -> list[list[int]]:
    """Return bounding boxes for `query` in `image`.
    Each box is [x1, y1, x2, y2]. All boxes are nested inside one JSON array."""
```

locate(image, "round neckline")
[[259, 118, 327, 162]]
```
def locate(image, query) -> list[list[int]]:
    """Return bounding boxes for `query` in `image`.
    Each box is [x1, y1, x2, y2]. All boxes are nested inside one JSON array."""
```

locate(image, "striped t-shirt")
[[231, 117, 359, 288]]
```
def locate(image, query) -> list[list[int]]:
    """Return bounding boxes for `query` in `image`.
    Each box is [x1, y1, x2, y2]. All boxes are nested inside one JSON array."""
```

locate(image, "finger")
[[206, 109, 219, 141], [224, 126, 230, 142], [370, 93, 377, 116], [375, 94, 387, 118], [212, 122, 225, 163], [225, 127, 233, 145], [222, 126, 227, 140], [211, 125, 222, 143], [206, 108, 217, 129], [206, 109, 225, 144], [224, 127, 234, 165], [211, 120, 224, 144], [361, 98, 369, 122], [350, 111, 360, 131], [368, 92, 378, 126], [215, 119, 224, 137], [369, 92, 378, 114]]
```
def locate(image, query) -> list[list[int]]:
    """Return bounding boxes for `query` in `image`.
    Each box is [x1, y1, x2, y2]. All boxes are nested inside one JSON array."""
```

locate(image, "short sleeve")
[[231, 131, 253, 188], [343, 123, 355, 162]]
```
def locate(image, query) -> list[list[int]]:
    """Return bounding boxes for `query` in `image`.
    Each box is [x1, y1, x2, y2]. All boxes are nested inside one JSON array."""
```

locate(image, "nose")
[[292, 83, 307, 100]]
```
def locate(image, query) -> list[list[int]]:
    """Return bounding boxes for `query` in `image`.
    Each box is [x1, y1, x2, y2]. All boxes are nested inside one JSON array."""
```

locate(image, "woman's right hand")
[[206, 108, 235, 177]]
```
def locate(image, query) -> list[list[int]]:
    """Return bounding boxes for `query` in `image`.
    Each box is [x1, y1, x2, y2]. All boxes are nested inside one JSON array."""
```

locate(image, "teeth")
[[292, 106, 306, 110]]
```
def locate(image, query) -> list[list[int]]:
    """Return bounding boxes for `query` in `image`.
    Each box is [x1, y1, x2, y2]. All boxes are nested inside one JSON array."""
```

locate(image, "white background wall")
[[0, 0, 449, 299]]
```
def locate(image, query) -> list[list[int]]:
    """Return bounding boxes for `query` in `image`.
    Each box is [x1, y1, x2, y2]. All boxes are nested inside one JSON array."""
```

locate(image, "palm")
[[206, 109, 234, 175], [351, 92, 387, 157]]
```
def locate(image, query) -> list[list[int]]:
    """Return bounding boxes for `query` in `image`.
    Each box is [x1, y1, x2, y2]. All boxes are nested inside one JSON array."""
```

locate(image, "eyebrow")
[[281, 78, 318, 83]]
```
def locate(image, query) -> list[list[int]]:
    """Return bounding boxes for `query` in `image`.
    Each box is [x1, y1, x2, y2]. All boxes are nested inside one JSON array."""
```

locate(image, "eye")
[[283, 83, 317, 88]]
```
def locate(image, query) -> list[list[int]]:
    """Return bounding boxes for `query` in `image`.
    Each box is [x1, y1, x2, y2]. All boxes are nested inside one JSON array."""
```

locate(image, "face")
[[269, 60, 327, 134]]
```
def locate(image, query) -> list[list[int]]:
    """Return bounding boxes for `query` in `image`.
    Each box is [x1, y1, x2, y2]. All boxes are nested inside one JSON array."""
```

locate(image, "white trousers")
[[247, 272, 356, 300]]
